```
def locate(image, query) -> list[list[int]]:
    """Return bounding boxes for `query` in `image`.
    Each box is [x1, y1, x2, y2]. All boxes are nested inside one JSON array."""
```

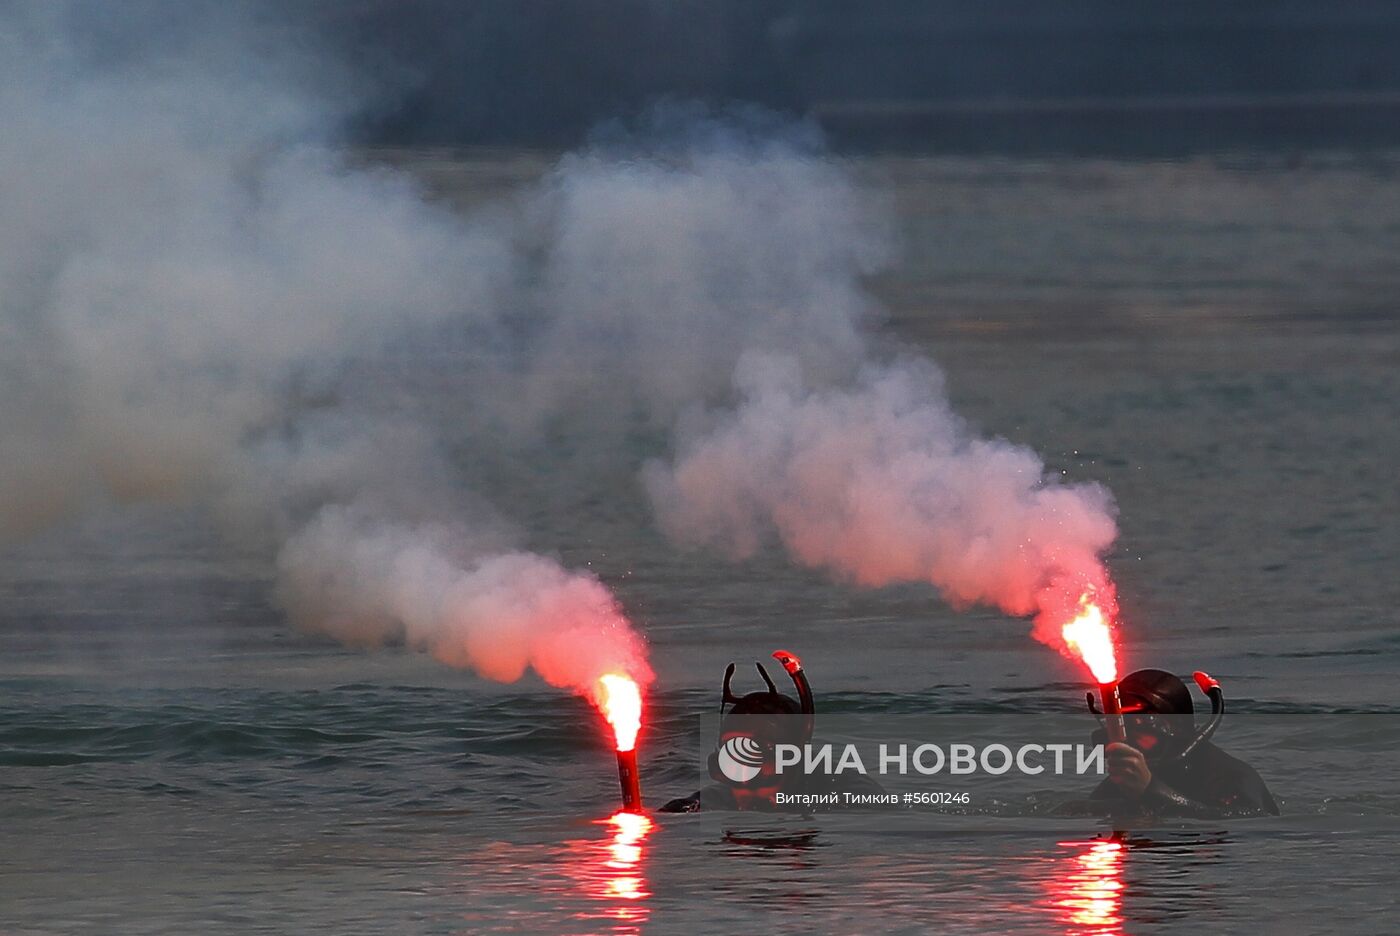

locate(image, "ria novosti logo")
[[716, 736, 1109, 780], [775, 742, 1106, 776], [716, 735, 766, 782]]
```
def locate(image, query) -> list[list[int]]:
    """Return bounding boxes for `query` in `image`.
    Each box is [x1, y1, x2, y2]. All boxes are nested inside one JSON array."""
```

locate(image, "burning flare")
[[598, 674, 645, 812], [1060, 591, 1127, 743], [1061, 593, 1119, 685], [598, 674, 643, 752]]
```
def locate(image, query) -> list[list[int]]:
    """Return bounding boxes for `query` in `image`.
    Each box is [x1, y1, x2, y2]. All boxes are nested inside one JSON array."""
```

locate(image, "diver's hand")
[[658, 793, 702, 813], [1105, 742, 1152, 798]]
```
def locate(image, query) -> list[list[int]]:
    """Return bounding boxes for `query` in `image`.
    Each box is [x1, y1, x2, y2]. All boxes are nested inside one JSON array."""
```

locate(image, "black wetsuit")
[[1091, 738, 1278, 819], [660, 769, 887, 813]]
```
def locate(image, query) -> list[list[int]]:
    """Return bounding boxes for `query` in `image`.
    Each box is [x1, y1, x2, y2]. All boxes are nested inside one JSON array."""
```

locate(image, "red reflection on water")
[[567, 811, 653, 932], [1051, 838, 1126, 935], [602, 811, 652, 905]]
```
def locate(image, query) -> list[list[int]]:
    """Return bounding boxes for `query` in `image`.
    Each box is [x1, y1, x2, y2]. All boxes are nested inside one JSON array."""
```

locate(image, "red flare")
[[615, 748, 642, 813], [1097, 681, 1127, 745], [1060, 591, 1126, 744], [598, 674, 644, 812]]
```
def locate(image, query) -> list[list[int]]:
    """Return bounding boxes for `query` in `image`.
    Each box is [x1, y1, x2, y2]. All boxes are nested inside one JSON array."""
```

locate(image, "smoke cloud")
[[3, 0, 1119, 688], [644, 354, 1121, 646], [278, 508, 650, 696], [0, 2, 654, 699], [465, 110, 890, 440]]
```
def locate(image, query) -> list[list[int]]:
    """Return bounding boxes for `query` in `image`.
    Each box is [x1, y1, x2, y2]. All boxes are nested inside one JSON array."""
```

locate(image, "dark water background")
[[3, 151, 1399, 934]]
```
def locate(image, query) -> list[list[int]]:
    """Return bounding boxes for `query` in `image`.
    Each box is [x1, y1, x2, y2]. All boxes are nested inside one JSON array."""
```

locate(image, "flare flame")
[[598, 674, 643, 752], [1061, 593, 1119, 685]]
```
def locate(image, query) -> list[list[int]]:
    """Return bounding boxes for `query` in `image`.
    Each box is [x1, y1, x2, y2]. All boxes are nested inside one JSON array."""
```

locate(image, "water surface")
[[3, 151, 1398, 933]]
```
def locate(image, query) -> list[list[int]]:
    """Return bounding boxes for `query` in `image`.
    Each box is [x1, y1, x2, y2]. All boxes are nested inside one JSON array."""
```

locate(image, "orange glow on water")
[[602, 811, 653, 903], [598, 674, 643, 752], [1052, 839, 1125, 935], [1061, 594, 1119, 685], [553, 811, 656, 933], [573, 810, 654, 931]]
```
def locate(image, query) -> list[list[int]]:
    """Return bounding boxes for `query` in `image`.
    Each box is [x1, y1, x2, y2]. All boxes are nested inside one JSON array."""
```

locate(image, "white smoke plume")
[[464, 112, 892, 441], [503, 115, 1124, 642], [644, 352, 1121, 647], [0, 2, 653, 698], [277, 508, 651, 697], [2, 0, 1118, 687]]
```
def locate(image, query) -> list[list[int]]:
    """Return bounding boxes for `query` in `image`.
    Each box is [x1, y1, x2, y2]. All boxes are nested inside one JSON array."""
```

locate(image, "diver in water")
[[659, 650, 884, 812], [1089, 668, 1278, 819]]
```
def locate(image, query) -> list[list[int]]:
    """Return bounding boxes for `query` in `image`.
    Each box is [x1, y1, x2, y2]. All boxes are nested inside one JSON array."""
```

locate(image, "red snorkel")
[[771, 649, 815, 745]]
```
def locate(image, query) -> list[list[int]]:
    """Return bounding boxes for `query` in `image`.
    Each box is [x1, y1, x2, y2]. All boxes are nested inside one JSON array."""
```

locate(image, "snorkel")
[[1171, 671, 1226, 762], [771, 649, 814, 744], [710, 650, 817, 790]]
